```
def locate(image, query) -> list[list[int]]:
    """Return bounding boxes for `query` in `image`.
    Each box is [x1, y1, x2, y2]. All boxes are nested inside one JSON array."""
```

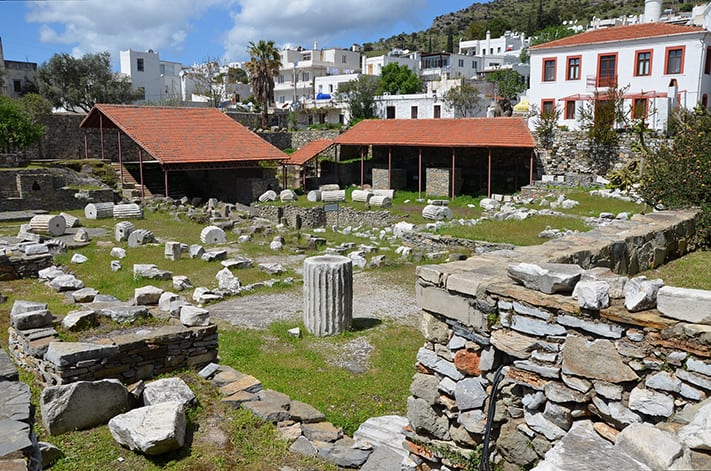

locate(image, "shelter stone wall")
[[407, 209, 702, 469], [534, 130, 669, 177]]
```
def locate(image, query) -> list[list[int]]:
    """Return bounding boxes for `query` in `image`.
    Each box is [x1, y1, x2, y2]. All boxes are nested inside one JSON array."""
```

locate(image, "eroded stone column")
[[303, 255, 353, 336]]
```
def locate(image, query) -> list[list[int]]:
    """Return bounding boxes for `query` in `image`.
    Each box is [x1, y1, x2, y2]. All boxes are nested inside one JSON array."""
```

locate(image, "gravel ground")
[[208, 269, 419, 330]]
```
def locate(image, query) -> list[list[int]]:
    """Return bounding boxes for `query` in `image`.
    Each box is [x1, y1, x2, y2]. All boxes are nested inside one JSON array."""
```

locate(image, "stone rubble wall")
[[254, 204, 394, 229], [0, 253, 54, 281], [407, 209, 704, 469], [8, 323, 218, 386], [534, 130, 669, 177]]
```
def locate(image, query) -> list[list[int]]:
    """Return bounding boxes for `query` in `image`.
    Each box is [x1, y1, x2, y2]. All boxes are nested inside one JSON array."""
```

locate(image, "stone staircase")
[[110, 162, 153, 199]]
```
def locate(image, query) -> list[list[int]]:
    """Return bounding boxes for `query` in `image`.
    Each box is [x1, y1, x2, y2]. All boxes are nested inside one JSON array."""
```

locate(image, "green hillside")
[[362, 0, 697, 54]]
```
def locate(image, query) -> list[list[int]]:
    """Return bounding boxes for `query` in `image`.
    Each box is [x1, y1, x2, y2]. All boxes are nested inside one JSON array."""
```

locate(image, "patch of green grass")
[[218, 320, 424, 436], [642, 250, 711, 290], [436, 215, 592, 246], [554, 190, 650, 217]]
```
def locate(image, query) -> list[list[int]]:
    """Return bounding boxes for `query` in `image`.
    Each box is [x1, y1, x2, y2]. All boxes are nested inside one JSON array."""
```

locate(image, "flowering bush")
[[639, 105, 711, 246]]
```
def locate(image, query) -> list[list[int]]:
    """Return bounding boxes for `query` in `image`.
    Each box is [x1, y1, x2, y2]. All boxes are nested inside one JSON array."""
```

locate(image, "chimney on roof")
[[644, 0, 662, 23]]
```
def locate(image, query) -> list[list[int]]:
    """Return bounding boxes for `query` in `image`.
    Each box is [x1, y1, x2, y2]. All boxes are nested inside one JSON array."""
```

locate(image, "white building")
[[459, 30, 529, 59], [362, 50, 419, 76], [119, 49, 184, 103], [273, 44, 361, 107], [0, 37, 38, 98], [527, 19, 711, 132]]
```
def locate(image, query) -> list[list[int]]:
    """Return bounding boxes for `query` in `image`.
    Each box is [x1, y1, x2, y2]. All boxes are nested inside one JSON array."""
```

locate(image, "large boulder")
[[40, 379, 129, 435], [142, 378, 196, 408], [108, 401, 186, 455]]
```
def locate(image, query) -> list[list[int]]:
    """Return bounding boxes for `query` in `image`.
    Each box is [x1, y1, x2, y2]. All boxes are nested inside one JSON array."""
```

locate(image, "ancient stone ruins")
[[2, 187, 711, 470]]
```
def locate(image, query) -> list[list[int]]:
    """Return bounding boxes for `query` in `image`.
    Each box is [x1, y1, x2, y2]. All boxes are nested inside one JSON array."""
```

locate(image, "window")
[[566, 56, 581, 80], [497, 47, 501, 53], [704, 94, 709, 108], [329, 84, 333, 93], [277, 75, 284, 84], [278, 96, 285, 103], [302, 72, 310, 81], [434, 105, 441, 118], [541, 99, 555, 114], [632, 98, 648, 119], [458, 59, 464, 67], [665, 46, 685, 74], [635, 50, 652, 76], [342, 55, 347, 64], [565, 100, 576, 120], [386, 106, 395, 119], [543, 58, 556, 82], [13, 80, 21, 93], [597, 53, 617, 87], [411, 106, 418, 119], [136, 58, 144, 72], [472, 61, 477, 69], [706, 47, 711, 75]]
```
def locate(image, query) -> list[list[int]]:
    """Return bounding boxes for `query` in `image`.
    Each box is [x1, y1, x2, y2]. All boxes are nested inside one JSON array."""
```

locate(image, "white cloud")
[[26, 0, 224, 60], [223, 0, 426, 61]]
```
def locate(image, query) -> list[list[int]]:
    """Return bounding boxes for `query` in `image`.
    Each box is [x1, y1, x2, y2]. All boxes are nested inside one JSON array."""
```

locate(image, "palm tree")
[[246, 40, 282, 129]]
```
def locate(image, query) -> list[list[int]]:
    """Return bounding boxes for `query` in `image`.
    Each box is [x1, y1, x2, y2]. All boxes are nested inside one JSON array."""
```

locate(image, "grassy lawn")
[[642, 250, 711, 290]]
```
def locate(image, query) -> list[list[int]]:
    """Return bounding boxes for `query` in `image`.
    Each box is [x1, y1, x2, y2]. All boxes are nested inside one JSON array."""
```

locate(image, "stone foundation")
[[255, 204, 394, 229], [9, 322, 218, 386], [407, 209, 705, 469]]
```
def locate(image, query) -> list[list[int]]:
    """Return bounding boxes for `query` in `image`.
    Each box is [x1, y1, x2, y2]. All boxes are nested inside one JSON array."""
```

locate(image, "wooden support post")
[[451, 148, 456, 199], [117, 130, 124, 185], [99, 114, 105, 161], [388, 146, 392, 189], [83, 132, 88, 160], [487, 147, 492, 198], [418, 147, 422, 199], [360, 146, 364, 188], [530, 149, 534, 185], [139, 149, 145, 201]]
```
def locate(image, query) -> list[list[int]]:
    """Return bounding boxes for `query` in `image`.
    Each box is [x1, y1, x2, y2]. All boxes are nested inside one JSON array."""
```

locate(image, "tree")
[[337, 74, 379, 125], [442, 80, 482, 118], [246, 40, 282, 129], [446, 29, 454, 53], [578, 84, 629, 148], [377, 63, 422, 95], [37, 52, 142, 112], [190, 59, 223, 107], [0, 95, 48, 152], [639, 105, 711, 246], [487, 69, 526, 116]]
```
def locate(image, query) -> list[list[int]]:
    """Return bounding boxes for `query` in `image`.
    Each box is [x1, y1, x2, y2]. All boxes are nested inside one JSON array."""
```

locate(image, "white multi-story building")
[[0, 37, 38, 98], [119, 49, 184, 103], [459, 30, 529, 59], [528, 19, 711, 132], [527, 0, 711, 132], [273, 44, 361, 107], [362, 50, 419, 76]]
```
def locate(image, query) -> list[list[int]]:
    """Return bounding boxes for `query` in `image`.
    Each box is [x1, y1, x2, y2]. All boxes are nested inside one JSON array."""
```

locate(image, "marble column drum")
[[303, 255, 353, 336]]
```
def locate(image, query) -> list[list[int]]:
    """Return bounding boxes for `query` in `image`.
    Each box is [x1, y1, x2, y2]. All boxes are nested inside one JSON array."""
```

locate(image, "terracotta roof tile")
[[80, 104, 286, 165], [285, 139, 335, 165], [530, 23, 705, 50], [334, 118, 536, 148]]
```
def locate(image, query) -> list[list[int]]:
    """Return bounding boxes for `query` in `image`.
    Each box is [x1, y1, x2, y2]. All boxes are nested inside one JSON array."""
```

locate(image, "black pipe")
[[479, 364, 507, 471]]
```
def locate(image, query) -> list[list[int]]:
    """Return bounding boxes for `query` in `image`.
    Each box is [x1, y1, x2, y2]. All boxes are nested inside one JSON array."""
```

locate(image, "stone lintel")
[[416, 284, 486, 330]]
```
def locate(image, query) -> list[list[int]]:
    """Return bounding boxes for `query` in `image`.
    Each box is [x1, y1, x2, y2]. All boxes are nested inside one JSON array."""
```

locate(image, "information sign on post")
[[323, 203, 339, 228]]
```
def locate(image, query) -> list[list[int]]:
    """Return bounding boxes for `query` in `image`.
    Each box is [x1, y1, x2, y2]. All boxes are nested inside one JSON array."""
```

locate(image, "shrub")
[[639, 105, 711, 246]]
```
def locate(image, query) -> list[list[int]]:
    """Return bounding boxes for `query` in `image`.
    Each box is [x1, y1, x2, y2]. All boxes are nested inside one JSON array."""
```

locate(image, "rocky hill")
[[363, 0, 696, 54]]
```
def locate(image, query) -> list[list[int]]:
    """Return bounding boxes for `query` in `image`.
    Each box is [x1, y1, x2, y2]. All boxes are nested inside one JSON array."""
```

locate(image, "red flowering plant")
[[639, 105, 711, 247]]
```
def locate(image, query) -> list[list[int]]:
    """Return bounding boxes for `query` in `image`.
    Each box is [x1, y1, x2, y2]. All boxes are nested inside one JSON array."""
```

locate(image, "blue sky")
[[0, 0, 480, 69]]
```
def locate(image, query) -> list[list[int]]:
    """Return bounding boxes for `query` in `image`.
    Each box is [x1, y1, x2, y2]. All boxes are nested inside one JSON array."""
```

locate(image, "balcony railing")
[[587, 75, 618, 88]]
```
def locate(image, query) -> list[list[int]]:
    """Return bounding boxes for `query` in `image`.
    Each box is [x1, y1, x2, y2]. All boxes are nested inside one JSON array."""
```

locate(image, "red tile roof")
[[285, 139, 335, 165], [80, 104, 286, 166], [530, 23, 705, 50], [335, 118, 536, 148]]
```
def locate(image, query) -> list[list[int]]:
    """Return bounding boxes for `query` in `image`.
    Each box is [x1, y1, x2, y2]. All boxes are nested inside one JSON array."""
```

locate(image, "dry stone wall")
[[9, 323, 218, 386], [407, 209, 703, 469], [254, 204, 393, 229]]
